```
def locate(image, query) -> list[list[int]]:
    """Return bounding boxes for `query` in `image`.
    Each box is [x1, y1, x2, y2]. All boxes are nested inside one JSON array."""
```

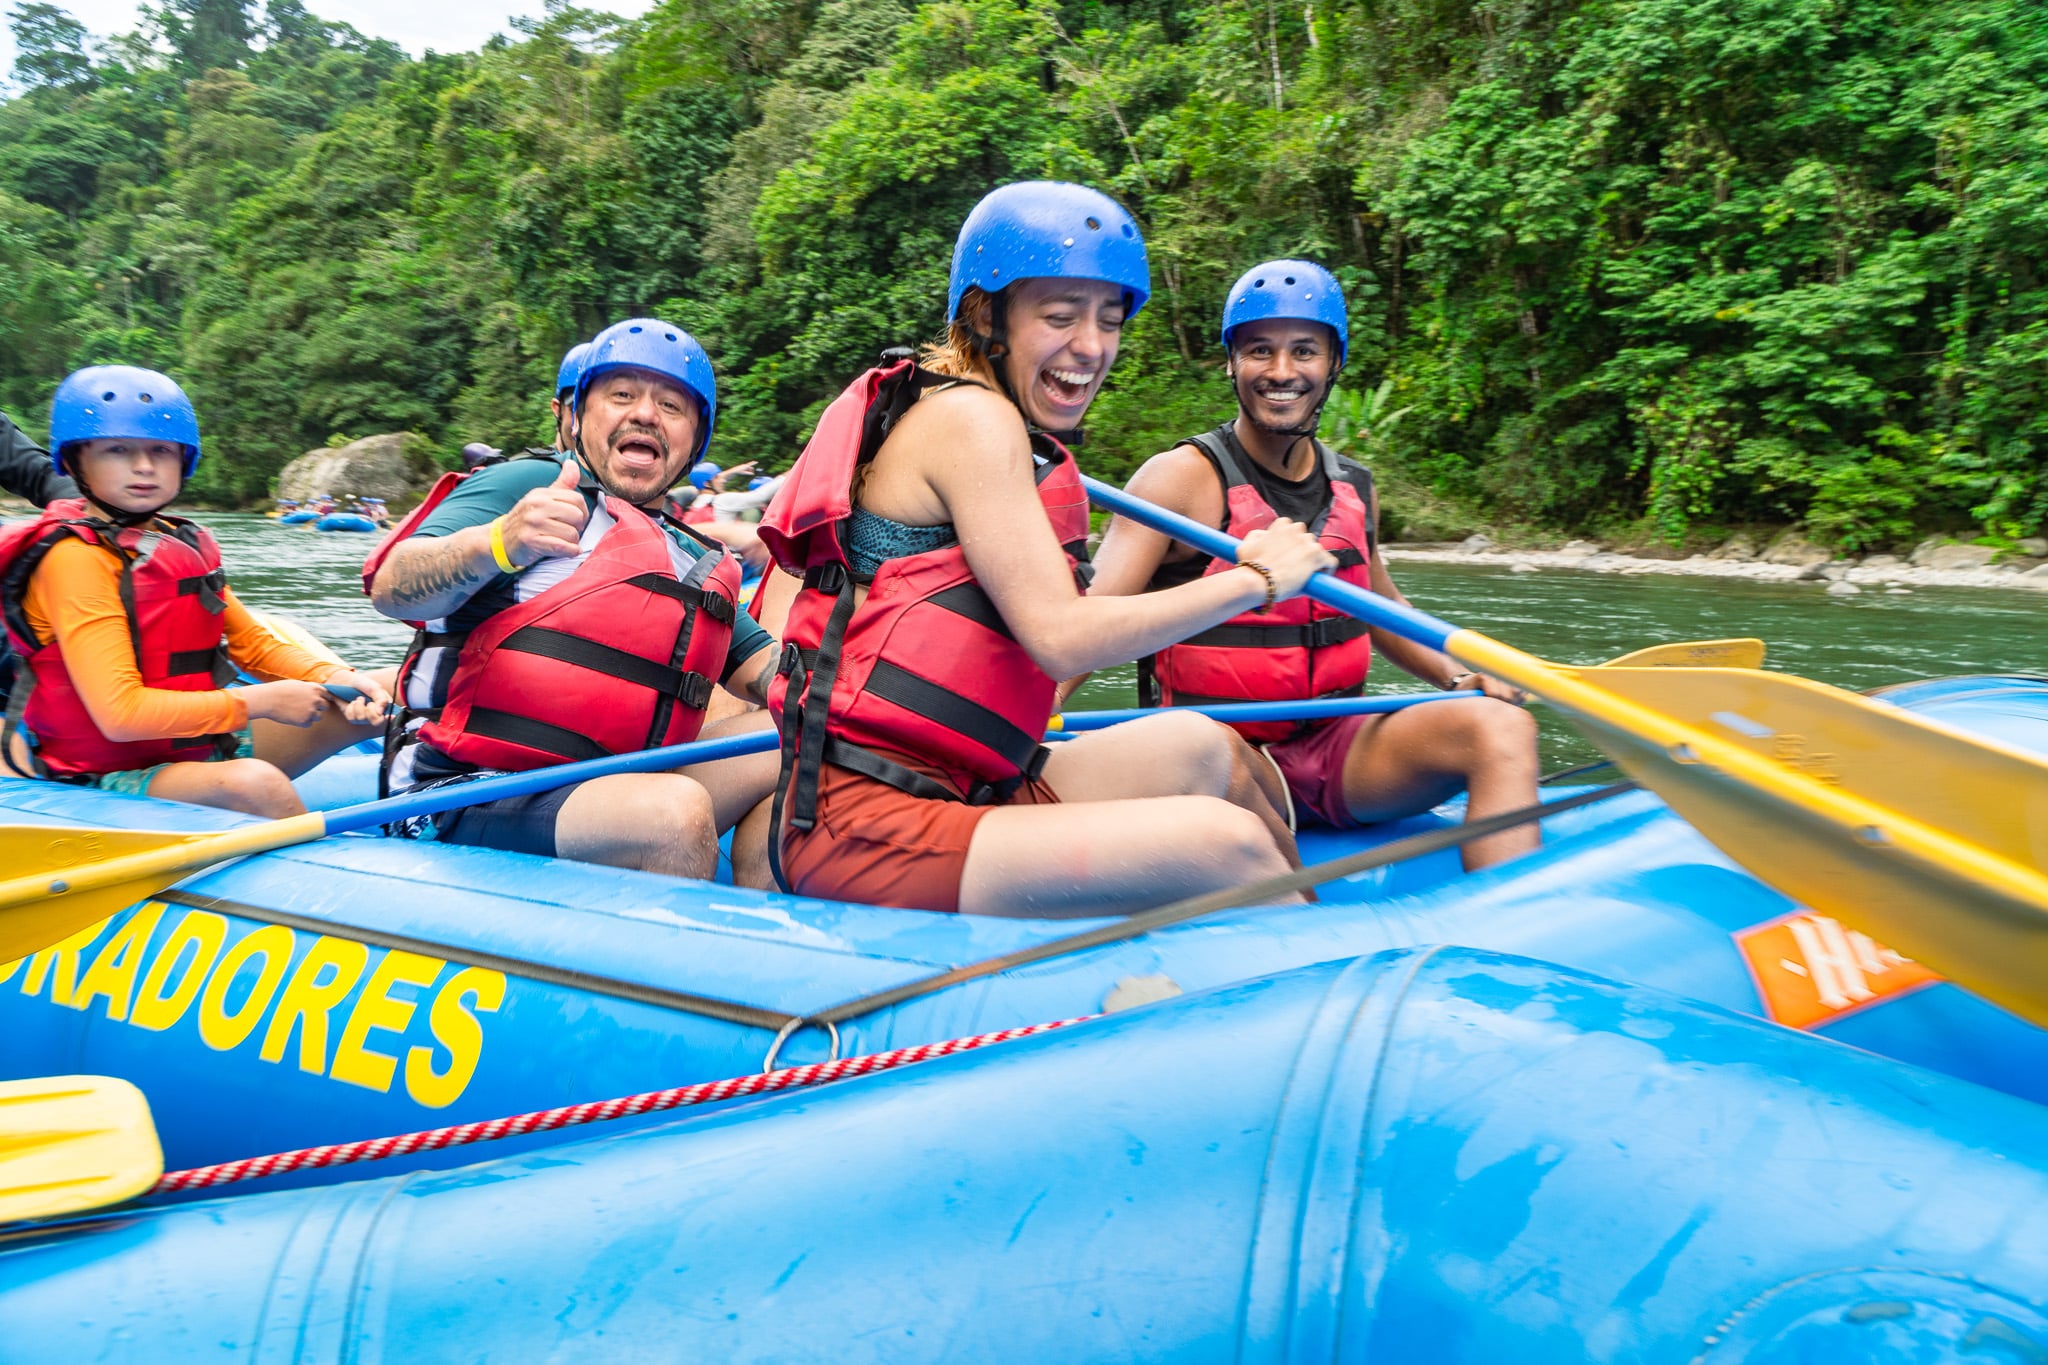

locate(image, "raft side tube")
[[3, 950, 2046, 1362], [3, 678, 2048, 1181]]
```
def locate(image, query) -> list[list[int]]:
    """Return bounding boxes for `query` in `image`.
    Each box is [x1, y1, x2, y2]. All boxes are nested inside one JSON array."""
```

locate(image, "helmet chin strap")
[[70, 467, 163, 529], [968, 291, 1086, 448]]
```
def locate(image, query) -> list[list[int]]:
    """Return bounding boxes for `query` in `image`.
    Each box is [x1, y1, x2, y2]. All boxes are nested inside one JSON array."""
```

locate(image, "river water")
[[215, 514, 2046, 770]]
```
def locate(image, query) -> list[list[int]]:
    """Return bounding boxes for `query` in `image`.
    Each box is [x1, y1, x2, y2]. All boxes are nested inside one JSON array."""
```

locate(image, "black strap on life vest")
[[767, 355, 1059, 892], [1178, 615, 1372, 652]]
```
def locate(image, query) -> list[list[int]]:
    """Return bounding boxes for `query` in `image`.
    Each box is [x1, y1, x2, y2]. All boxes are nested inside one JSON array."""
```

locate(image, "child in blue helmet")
[[0, 365, 392, 816], [1086, 260, 1541, 869]]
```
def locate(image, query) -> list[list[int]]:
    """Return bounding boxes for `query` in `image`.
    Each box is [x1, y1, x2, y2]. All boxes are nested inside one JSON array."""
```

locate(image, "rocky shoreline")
[[1384, 532, 2048, 596]]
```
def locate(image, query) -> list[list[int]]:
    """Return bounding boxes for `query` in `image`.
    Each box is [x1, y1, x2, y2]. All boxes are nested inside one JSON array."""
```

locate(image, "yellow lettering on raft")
[[17, 918, 111, 1004], [404, 966, 506, 1108], [259, 935, 370, 1074], [131, 910, 229, 1031], [196, 924, 296, 1052], [70, 903, 167, 1020], [330, 950, 444, 1093]]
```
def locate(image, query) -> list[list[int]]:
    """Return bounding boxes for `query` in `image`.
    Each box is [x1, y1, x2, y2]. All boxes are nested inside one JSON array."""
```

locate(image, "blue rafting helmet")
[[948, 182, 1151, 325], [748, 475, 774, 492], [688, 460, 719, 490], [574, 318, 718, 457], [49, 365, 203, 477], [554, 341, 592, 398], [1221, 259, 1348, 365]]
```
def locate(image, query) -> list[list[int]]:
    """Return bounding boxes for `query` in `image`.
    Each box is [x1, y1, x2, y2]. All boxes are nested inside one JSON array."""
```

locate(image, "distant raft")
[[4, 949, 2047, 1361], [312, 513, 377, 533]]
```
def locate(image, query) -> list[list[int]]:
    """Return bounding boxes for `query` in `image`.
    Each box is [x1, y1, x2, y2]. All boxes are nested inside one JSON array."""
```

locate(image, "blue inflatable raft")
[[4, 948, 2046, 1361], [3, 675, 2044, 1189], [312, 513, 377, 533], [276, 510, 318, 525]]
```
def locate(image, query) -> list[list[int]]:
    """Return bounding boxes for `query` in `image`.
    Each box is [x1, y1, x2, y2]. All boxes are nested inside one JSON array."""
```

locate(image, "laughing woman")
[[760, 182, 1335, 917]]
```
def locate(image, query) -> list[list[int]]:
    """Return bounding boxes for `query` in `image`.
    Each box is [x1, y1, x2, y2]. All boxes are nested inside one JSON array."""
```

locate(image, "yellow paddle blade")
[[0, 815, 325, 963], [246, 607, 346, 667], [1451, 632, 2048, 1024], [0, 1075, 162, 1223], [1598, 638, 1765, 670], [0, 826, 226, 965]]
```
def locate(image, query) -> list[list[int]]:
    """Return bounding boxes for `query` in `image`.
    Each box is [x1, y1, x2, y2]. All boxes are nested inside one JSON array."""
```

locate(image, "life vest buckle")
[[806, 562, 847, 595]]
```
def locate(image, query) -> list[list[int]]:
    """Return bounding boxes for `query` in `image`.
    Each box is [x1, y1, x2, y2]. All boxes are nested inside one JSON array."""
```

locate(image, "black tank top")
[[1147, 424, 1375, 590]]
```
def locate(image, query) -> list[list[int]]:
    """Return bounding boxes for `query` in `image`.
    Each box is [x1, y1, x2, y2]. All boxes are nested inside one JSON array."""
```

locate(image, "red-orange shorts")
[[1263, 713, 1371, 829], [777, 757, 1061, 913]]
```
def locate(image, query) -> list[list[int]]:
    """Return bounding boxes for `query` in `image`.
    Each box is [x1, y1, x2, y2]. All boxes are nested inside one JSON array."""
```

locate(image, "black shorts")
[[422, 781, 586, 858]]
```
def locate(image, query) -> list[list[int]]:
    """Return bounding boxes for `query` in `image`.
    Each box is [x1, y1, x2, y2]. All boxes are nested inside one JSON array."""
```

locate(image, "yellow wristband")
[[489, 517, 523, 575]]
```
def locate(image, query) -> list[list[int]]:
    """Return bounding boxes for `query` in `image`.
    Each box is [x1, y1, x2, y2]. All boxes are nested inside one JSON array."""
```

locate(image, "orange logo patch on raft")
[[1735, 911, 1942, 1030]]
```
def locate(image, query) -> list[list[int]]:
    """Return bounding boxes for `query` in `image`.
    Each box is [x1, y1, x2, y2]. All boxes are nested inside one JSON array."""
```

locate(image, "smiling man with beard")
[[1087, 261, 1543, 870], [366, 318, 781, 884]]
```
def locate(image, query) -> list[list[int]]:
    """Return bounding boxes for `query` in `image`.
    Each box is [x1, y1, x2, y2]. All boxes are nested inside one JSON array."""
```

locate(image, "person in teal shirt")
[[367, 319, 781, 885]]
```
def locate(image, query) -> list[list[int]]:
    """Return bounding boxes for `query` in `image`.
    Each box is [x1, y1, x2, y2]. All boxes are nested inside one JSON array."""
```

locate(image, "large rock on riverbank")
[[276, 433, 439, 506]]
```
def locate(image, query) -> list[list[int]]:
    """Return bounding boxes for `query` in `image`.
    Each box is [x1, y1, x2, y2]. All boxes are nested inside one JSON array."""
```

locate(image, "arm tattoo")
[[743, 653, 778, 707], [380, 534, 495, 616]]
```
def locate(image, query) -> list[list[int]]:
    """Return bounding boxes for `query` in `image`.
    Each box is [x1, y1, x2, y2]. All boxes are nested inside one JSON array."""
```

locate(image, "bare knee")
[[1151, 711, 1242, 795], [203, 759, 304, 818], [1452, 699, 1538, 765], [646, 780, 719, 879], [1203, 799, 1290, 879]]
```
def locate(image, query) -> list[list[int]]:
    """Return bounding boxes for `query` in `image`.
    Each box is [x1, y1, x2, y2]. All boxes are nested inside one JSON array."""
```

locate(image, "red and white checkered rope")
[[152, 1014, 1093, 1194]]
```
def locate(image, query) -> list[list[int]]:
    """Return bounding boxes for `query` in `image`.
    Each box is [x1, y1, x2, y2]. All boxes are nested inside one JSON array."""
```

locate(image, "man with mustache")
[[1086, 261, 1541, 870], [366, 318, 781, 882]]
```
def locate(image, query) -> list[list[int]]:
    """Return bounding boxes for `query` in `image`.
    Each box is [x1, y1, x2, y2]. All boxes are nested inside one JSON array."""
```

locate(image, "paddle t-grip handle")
[[1080, 475, 1462, 654]]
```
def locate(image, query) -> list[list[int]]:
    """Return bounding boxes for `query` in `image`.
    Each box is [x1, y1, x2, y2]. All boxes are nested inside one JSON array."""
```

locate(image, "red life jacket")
[[0, 500, 236, 779], [759, 360, 1090, 888], [1144, 428, 1376, 743], [365, 458, 741, 782], [682, 498, 717, 525]]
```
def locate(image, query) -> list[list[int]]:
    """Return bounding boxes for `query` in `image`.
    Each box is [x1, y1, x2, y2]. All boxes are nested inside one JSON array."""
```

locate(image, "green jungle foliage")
[[2, 0, 2043, 547]]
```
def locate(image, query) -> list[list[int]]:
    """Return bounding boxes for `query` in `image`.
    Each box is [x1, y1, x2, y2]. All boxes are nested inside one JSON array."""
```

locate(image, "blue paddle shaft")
[[319, 691, 1482, 836], [321, 730, 782, 836], [1081, 475, 1461, 653]]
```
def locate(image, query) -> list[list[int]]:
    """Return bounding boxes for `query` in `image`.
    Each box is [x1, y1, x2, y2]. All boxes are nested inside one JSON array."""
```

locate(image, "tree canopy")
[[2, 0, 2042, 547]]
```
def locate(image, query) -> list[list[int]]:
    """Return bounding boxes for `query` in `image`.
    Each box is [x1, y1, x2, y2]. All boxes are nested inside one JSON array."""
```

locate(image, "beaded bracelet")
[[1238, 559, 1278, 612]]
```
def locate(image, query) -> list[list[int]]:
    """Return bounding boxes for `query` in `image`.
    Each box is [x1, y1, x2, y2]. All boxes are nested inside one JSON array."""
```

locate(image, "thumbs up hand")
[[498, 459, 590, 567]]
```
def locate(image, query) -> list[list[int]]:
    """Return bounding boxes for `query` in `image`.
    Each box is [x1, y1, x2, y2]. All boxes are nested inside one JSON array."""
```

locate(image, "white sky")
[[2, 0, 660, 83]]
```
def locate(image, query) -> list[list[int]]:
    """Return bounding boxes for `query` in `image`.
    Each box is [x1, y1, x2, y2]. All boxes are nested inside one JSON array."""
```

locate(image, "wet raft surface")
[[1, 675, 2044, 1186]]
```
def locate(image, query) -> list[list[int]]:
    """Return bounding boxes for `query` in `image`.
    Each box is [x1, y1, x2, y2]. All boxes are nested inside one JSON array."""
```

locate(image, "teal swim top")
[[845, 506, 958, 581]]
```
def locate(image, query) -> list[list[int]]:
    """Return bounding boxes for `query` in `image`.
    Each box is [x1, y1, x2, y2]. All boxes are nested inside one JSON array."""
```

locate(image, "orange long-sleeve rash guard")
[[21, 534, 344, 742]]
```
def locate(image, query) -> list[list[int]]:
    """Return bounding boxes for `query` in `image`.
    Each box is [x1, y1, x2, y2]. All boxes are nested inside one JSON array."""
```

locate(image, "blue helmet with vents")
[[574, 319, 717, 457], [1221, 259, 1348, 365], [555, 342, 593, 398], [948, 182, 1151, 324], [49, 365, 202, 477]]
